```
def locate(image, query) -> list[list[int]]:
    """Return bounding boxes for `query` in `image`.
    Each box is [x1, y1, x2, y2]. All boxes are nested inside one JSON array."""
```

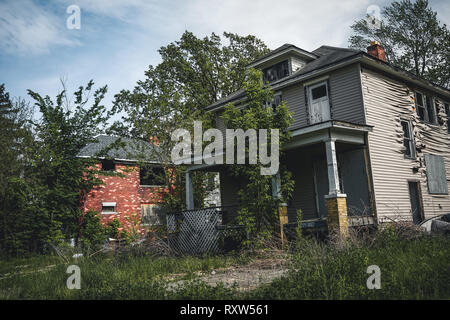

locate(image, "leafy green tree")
[[0, 84, 35, 255], [26, 80, 112, 249], [0, 81, 115, 255], [349, 0, 450, 88], [222, 69, 294, 244], [111, 31, 269, 211]]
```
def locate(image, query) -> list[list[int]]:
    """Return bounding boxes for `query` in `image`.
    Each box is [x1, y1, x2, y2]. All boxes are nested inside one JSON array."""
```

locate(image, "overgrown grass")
[[247, 228, 450, 299], [1, 226, 449, 299], [0, 252, 245, 299]]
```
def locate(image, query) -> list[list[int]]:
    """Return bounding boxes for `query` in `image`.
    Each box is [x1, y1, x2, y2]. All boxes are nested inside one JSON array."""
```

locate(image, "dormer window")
[[263, 60, 289, 83]]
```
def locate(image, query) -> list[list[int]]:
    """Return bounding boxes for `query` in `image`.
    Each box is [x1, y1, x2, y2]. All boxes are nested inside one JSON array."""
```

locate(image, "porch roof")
[[284, 120, 373, 150]]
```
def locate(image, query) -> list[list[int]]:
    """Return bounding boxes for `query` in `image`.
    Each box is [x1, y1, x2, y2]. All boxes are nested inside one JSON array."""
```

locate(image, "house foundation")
[[325, 194, 349, 237]]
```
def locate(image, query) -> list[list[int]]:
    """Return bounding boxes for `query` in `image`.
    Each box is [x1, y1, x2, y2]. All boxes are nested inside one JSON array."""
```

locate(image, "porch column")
[[324, 139, 349, 238], [325, 138, 341, 195], [272, 172, 288, 247], [186, 170, 194, 210]]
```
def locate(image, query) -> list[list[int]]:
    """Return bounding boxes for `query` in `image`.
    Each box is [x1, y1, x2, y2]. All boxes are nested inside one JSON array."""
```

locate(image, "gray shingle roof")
[[293, 45, 360, 76], [247, 43, 317, 67], [78, 135, 162, 163], [205, 45, 362, 110]]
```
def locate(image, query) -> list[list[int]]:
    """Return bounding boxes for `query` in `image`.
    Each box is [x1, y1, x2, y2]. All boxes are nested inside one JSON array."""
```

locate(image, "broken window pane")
[[401, 120, 415, 158], [415, 92, 426, 121], [426, 96, 436, 124]]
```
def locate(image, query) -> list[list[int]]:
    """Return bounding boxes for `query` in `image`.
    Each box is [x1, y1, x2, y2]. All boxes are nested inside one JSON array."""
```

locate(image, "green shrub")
[[78, 210, 107, 251]]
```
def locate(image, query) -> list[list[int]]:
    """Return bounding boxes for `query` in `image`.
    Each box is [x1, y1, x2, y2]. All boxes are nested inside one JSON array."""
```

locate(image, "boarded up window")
[[141, 204, 166, 225], [424, 154, 448, 194]]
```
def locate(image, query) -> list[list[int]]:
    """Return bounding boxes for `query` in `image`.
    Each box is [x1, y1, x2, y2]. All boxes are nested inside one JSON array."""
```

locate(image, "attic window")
[[262, 60, 289, 83], [101, 159, 115, 171]]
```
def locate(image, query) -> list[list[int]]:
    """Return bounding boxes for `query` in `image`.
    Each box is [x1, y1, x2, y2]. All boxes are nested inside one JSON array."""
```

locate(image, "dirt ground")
[[166, 257, 289, 291]]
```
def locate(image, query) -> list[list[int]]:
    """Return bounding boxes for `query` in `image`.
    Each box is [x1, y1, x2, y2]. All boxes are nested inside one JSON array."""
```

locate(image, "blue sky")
[[1, 0, 449, 115]]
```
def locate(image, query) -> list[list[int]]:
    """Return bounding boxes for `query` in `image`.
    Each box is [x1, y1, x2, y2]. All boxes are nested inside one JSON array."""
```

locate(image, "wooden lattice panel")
[[167, 208, 221, 254]]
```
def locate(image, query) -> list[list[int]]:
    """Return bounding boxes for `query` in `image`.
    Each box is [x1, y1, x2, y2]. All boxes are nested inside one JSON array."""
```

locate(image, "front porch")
[[184, 120, 376, 240]]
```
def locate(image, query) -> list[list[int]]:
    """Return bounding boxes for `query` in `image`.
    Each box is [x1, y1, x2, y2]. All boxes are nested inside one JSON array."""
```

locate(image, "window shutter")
[[424, 154, 448, 194]]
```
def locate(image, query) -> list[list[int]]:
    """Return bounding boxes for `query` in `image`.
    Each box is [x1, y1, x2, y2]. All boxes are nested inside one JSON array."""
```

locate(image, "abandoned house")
[[78, 135, 168, 234], [183, 41, 450, 239]]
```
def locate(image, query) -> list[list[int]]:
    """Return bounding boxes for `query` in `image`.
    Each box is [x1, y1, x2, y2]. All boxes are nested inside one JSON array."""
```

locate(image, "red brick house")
[[78, 135, 168, 235]]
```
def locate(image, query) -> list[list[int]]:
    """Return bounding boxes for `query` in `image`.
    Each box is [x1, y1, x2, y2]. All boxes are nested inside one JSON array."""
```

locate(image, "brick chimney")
[[367, 41, 386, 62]]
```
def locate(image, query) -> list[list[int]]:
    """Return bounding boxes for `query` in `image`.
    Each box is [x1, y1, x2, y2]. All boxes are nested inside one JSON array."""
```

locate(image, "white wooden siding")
[[361, 68, 450, 222]]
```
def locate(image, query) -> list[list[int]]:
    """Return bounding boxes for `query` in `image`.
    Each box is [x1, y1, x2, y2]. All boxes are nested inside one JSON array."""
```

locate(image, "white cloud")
[[0, 0, 81, 55]]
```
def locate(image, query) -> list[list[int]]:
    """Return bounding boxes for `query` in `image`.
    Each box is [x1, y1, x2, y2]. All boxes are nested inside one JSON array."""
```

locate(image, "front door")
[[408, 181, 424, 224], [308, 82, 330, 124]]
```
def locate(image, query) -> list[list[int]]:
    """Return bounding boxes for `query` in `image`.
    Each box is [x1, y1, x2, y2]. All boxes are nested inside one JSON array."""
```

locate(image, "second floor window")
[[426, 96, 437, 124], [262, 60, 289, 83], [401, 120, 415, 158], [415, 92, 426, 121], [445, 103, 450, 133], [415, 91, 437, 124], [140, 165, 166, 186]]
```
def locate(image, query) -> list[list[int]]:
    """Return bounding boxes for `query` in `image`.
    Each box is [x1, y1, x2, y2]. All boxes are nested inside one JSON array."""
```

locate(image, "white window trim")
[[307, 81, 330, 124], [400, 119, 416, 159], [302, 76, 329, 88]]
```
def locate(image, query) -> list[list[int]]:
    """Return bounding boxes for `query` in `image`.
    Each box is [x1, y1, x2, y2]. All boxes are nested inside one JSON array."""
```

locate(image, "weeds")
[[0, 223, 448, 299]]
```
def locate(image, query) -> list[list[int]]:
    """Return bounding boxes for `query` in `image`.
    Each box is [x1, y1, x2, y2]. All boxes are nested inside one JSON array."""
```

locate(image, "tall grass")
[[1, 224, 448, 299], [247, 225, 450, 299], [0, 253, 245, 299]]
